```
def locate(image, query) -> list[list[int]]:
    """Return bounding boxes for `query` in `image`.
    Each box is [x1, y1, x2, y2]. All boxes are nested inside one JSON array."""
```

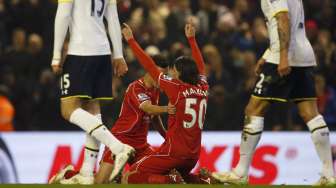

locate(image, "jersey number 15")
[[183, 98, 207, 130]]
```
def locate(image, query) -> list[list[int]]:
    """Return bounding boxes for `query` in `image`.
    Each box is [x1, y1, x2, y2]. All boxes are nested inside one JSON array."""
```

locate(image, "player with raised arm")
[[121, 22, 211, 184], [212, 0, 336, 186], [96, 55, 175, 183], [49, 0, 134, 184]]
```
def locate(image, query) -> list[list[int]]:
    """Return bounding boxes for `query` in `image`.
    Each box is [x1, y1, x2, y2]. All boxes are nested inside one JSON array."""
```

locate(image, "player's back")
[[161, 77, 208, 159], [68, 0, 111, 55], [111, 79, 159, 150]]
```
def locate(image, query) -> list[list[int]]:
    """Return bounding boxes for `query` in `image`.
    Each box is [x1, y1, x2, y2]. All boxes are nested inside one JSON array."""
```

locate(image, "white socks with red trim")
[[307, 115, 334, 178], [69, 108, 124, 156], [234, 116, 264, 177]]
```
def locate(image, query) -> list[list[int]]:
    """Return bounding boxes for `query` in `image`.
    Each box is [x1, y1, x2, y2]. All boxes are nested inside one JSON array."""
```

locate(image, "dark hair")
[[151, 54, 168, 69], [173, 56, 199, 85]]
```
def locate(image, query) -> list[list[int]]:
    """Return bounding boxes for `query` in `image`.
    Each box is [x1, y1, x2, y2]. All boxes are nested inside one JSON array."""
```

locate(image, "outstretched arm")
[[185, 22, 206, 76], [122, 24, 161, 80], [140, 101, 169, 115]]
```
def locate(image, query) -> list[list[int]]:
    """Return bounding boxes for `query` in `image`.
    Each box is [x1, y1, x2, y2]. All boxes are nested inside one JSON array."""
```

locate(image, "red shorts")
[[101, 145, 154, 165]]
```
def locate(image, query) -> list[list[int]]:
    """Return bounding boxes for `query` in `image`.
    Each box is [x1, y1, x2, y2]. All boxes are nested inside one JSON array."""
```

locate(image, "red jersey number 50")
[[183, 98, 207, 129]]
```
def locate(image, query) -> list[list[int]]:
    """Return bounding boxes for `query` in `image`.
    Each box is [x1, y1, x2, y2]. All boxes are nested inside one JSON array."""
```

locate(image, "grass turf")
[[0, 185, 314, 188]]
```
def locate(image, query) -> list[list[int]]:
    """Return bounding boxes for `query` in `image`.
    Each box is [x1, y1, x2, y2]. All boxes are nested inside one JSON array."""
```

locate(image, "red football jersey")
[[157, 74, 208, 159], [127, 35, 208, 159], [111, 79, 160, 150]]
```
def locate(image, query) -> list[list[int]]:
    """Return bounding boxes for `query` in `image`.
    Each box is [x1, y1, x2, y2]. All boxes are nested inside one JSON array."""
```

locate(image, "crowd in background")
[[0, 0, 335, 131]]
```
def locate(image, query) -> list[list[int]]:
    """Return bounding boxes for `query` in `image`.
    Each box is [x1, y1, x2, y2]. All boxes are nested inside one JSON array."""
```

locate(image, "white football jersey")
[[261, 0, 316, 67], [63, 0, 114, 56]]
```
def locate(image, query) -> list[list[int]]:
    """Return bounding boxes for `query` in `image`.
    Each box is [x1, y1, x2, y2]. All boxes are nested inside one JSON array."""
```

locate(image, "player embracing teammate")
[[121, 22, 211, 184]]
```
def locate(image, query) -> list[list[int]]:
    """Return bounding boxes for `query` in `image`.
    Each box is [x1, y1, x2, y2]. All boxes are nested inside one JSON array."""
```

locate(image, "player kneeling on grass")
[[96, 55, 175, 183], [121, 21, 217, 184], [50, 55, 175, 184]]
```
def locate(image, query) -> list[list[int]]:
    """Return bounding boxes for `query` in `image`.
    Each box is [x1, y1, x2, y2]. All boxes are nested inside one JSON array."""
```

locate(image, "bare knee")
[[298, 109, 319, 123], [95, 162, 113, 184], [297, 101, 319, 123], [245, 97, 270, 117], [121, 171, 131, 184], [82, 100, 101, 115], [60, 98, 82, 120], [94, 175, 109, 184]]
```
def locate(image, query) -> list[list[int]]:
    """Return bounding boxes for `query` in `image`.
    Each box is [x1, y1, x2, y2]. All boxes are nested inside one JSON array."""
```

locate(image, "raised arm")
[[185, 23, 206, 76], [51, 0, 73, 74], [122, 24, 161, 80]]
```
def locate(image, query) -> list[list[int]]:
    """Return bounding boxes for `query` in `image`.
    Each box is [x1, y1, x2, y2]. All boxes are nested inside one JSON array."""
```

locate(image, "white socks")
[[80, 115, 101, 177], [307, 115, 334, 178], [69, 108, 124, 156], [234, 116, 264, 177], [233, 114, 334, 179]]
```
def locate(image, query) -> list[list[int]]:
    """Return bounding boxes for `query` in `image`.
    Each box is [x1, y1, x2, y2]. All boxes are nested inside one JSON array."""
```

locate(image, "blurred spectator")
[[203, 44, 235, 91], [165, 0, 192, 45], [0, 93, 14, 132], [315, 74, 336, 126]]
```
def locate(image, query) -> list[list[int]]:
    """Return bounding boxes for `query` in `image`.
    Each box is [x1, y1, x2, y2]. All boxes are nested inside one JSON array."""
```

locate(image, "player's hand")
[[51, 58, 62, 75], [122, 23, 134, 41], [255, 58, 266, 75], [167, 103, 176, 115], [113, 58, 128, 77], [277, 58, 291, 77], [185, 19, 196, 38]]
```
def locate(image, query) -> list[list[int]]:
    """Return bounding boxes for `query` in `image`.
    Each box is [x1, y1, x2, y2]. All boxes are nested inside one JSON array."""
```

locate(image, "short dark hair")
[[173, 56, 199, 85], [152, 54, 169, 69]]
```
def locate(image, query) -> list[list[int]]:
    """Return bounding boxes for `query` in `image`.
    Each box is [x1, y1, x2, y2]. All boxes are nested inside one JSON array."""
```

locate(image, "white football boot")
[[109, 144, 135, 182], [212, 171, 248, 185], [48, 165, 74, 184], [313, 176, 336, 186], [60, 172, 94, 185]]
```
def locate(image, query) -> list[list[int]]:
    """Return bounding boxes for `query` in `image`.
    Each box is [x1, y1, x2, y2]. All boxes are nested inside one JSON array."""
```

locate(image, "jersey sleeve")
[[53, 1, 73, 61], [105, 0, 123, 59], [188, 37, 206, 76], [130, 86, 151, 109], [158, 73, 180, 105], [269, 0, 289, 18]]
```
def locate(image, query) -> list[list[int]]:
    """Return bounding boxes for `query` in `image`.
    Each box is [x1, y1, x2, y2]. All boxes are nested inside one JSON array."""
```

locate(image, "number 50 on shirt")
[[183, 98, 207, 130]]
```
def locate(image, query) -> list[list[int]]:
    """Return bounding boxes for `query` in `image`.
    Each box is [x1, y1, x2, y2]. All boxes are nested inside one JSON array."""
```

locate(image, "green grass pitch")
[[0, 185, 314, 188]]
